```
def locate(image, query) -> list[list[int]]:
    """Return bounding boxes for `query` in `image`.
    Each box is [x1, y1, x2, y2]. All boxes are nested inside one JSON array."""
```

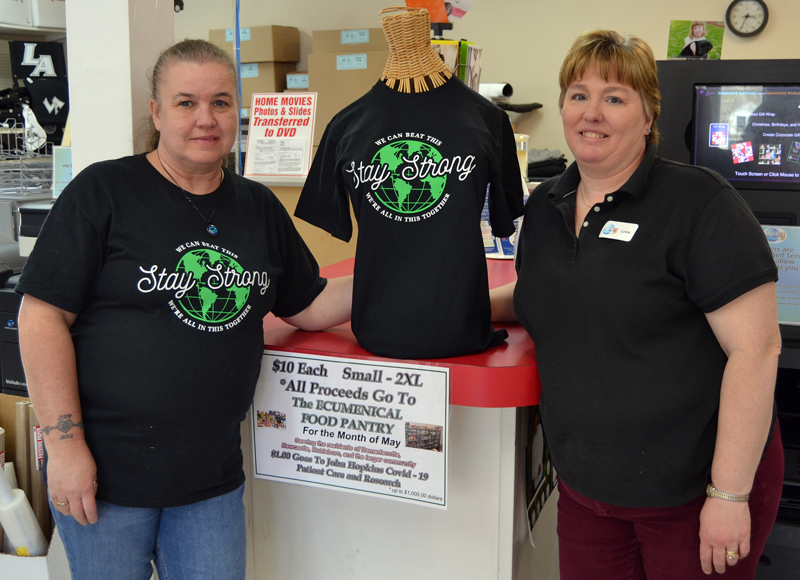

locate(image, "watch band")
[[706, 483, 750, 502]]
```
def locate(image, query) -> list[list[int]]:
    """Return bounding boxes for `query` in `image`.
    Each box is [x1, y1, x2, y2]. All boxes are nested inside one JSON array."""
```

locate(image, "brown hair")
[[147, 39, 238, 150], [558, 30, 660, 145]]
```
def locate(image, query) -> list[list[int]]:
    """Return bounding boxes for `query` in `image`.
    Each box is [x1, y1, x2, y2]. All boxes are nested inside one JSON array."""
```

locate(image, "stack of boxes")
[[308, 28, 389, 147], [209, 25, 300, 111]]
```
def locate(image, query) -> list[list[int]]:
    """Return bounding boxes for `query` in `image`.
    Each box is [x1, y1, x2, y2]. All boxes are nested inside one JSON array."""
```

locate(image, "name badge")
[[599, 221, 639, 242]]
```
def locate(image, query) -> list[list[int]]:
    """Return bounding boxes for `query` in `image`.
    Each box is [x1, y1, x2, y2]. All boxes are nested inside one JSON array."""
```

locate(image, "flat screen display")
[[693, 84, 800, 190]]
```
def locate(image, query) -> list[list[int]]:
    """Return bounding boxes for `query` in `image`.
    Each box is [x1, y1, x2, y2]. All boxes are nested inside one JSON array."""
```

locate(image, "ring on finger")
[[726, 550, 739, 562]]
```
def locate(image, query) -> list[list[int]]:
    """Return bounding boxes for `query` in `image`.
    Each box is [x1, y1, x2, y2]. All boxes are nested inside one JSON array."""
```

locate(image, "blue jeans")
[[50, 483, 246, 580]]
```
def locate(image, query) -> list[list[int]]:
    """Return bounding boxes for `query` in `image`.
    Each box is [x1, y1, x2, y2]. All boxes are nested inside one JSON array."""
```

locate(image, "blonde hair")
[[147, 39, 239, 150], [558, 30, 660, 145], [688, 21, 706, 40]]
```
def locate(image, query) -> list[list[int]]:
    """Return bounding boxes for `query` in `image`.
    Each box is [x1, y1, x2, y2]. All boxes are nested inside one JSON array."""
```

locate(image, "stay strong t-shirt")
[[297, 78, 524, 359], [17, 154, 325, 507]]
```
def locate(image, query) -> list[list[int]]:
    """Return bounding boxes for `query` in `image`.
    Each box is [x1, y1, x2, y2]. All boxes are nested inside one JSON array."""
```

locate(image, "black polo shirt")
[[514, 144, 777, 507]]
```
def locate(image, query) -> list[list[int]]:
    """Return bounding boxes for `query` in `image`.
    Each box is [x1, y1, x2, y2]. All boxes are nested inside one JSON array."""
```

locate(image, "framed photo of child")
[[667, 20, 725, 60]]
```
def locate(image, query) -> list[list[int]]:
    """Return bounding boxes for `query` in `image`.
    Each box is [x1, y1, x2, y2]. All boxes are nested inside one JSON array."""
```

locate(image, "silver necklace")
[[156, 151, 222, 238]]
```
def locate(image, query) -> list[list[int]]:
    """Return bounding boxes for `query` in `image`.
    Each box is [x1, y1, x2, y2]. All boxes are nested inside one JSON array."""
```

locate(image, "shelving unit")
[[405, 423, 443, 451], [0, 24, 65, 40], [406, 423, 442, 451]]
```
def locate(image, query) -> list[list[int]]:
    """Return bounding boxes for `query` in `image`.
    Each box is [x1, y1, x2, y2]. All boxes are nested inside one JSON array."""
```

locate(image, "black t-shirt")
[[296, 77, 524, 359], [513, 145, 778, 507], [16, 154, 325, 507]]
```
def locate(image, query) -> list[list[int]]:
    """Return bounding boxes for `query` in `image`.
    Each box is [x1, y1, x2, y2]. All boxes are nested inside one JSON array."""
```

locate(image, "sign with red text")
[[252, 351, 449, 508], [244, 92, 317, 178]]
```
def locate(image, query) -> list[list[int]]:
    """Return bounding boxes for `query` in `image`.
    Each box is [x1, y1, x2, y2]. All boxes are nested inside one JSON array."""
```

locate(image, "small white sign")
[[286, 73, 309, 90], [52, 146, 72, 198], [240, 63, 259, 78], [225, 28, 251, 42], [253, 351, 450, 508], [598, 220, 639, 242], [336, 54, 368, 70], [341, 29, 370, 44], [244, 93, 316, 178]]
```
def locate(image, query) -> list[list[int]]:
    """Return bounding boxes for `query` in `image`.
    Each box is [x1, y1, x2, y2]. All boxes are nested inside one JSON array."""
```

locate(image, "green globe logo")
[[176, 249, 249, 323], [372, 140, 447, 214]]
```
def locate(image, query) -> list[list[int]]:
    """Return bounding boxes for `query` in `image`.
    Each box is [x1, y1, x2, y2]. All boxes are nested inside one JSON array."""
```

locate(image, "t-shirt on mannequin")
[[296, 6, 524, 359]]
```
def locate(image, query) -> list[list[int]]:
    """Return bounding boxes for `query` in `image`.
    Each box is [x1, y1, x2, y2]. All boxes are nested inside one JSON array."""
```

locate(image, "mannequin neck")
[[379, 8, 451, 93]]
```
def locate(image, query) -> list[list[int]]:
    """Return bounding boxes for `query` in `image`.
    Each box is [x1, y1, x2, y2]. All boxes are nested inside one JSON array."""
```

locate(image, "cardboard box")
[[240, 61, 297, 107], [312, 28, 388, 54], [209, 25, 299, 63], [308, 50, 388, 146], [30, 0, 65, 29], [0, 0, 33, 27], [0, 527, 70, 580]]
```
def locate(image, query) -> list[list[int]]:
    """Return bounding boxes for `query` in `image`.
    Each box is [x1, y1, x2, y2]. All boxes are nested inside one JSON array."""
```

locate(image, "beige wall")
[[175, 0, 800, 165]]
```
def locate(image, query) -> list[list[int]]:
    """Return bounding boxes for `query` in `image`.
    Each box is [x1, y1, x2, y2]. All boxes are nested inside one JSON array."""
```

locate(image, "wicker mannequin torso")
[[380, 7, 452, 93]]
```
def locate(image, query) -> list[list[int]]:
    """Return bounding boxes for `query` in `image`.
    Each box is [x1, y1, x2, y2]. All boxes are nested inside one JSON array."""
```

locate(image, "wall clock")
[[726, 0, 769, 37]]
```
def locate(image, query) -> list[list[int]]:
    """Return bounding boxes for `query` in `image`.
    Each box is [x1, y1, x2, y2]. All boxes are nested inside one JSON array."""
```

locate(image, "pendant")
[[207, 224, 219, 237]]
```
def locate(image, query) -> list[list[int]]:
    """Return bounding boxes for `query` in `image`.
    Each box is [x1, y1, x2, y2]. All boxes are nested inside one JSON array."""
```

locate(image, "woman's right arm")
[[18, 294, 98, 525], [490, 281, 518, 322]]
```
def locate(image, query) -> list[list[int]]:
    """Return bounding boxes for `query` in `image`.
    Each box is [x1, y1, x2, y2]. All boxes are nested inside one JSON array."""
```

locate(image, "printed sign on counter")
[[244, 92, 316, 178], [253, 351, 449, 508], [764, 225, 800, 325], [52, 146, 72, 198]]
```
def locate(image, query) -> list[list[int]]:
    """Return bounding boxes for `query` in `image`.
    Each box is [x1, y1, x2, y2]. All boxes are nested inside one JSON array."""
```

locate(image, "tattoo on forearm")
[[42, 414, 84, 440]]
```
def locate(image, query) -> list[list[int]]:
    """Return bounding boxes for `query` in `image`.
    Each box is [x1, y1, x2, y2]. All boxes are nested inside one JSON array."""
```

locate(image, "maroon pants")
[[557, 421, 784, 580]]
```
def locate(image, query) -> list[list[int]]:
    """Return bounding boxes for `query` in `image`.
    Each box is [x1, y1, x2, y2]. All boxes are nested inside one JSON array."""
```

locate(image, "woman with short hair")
[[493, 30, 783, 579]]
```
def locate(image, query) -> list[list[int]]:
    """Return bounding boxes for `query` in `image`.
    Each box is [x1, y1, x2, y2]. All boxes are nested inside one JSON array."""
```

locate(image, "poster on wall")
[[763, 225, 800, 325], [244, 92, 316, 179], [252, 351, 450, 508], [667, 20, 725, 60]]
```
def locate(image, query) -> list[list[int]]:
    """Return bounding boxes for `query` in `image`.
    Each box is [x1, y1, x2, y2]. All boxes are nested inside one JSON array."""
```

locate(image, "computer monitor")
[[692, 84, 800, 191], [658, 60, 800, 342], [657, 59, 800, 226]]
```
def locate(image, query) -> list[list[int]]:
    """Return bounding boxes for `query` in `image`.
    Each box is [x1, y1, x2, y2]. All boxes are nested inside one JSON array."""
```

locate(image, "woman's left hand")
[[699, 497, 750, 574]]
